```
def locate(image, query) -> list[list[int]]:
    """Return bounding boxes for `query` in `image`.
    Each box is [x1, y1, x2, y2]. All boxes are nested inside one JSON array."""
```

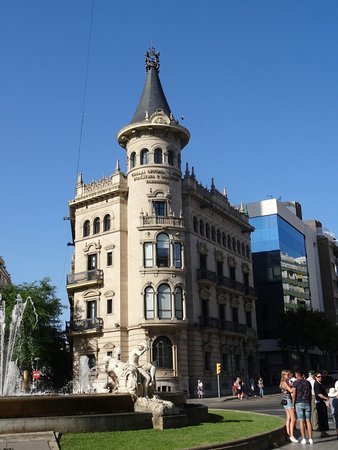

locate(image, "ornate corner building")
[[66, 49, 258, 396]]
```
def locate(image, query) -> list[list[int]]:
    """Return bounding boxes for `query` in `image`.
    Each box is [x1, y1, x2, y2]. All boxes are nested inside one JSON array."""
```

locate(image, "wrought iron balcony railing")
[[199, 316, 247, 334], [66, 317, 104, 333], [140, 215, 184, 227], [197, 268, 218, 283], [66, 269, 103, 286]]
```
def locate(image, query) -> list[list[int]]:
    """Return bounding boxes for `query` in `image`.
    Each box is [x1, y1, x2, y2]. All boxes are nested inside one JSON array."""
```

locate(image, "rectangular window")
[[229, 266, 236, 281], [222, 353, 228, 371], [200, 254, 207, 270], [246, 311, 252, 328], [144, 243, 153, 267], [87, 254, 97, 271], [107, 252, 112, 266], [235, 355, 241, 372], [219, 304, 225, 324], [232, 307, 239, 323], [145, 289, 154, 319], [107, 299, 113, 314], [173, 243, 182, 268], [174, 290, 183, 319], [202, 299, 209, 317], [204, 352, 211, 370], [153, 201, 166, 216], [87, 300, 97, 319], [217, 261, 223, 277]]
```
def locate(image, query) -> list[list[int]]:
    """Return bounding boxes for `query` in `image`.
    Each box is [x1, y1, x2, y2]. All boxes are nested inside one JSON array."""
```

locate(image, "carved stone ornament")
[[83, 241, 102, 253], [216, 292, 227, 303], [227, 255, 237, 267], [197, 240, 209, 254], [199, 287, 210, 300], [103, 342, 115, 349], [214, 249, 225, 262], [241, 262, 250, 273], [151, 112, 170, 125], [104, 290, 115, 298], [244, 300, 253, 312], [83, 290, 101, 299], [230, 297, 239, 307]]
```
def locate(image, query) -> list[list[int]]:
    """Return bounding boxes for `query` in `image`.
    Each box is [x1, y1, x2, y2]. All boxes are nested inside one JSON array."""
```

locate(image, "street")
[[188, 394, 337, 448]]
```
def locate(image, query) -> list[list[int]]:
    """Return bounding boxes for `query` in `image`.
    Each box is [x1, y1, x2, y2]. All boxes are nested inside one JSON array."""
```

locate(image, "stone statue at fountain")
[[104, 342, 156, 398]]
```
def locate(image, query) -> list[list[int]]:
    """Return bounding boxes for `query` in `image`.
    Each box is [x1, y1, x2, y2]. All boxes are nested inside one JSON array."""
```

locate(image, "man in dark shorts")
[[292, 369, 313, 445]]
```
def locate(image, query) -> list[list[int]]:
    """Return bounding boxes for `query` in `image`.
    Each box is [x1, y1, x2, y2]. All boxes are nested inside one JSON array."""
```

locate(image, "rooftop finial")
[[145, 47, 160, 72]]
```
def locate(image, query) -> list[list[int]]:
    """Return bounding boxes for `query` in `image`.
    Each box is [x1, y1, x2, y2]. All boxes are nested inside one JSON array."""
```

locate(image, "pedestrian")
[[197, 379, 204, 399], [314, 372, 330, 438], [279, 369, 297, 443], [307, 370, 319, 431], [234, 377, 244, 400], [257, 376, 264, 397], [292, 369, 313, 445], [249, 377, 256, 396], [328, 387, 338, 440]]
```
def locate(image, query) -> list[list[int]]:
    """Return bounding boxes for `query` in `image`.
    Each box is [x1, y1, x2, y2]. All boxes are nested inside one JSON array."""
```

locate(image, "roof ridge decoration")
[[145, 47, 160, 72]]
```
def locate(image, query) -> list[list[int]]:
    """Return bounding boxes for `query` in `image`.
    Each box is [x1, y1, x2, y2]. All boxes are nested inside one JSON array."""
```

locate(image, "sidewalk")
[[0, 431, 59, 450]]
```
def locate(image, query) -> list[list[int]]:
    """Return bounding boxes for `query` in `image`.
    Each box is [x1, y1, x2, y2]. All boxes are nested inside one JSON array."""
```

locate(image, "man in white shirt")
[[307, 370, 318, 431]]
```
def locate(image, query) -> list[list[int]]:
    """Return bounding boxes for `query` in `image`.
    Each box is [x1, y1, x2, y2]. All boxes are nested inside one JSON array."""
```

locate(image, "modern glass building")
[[246, 199, 320, 383]]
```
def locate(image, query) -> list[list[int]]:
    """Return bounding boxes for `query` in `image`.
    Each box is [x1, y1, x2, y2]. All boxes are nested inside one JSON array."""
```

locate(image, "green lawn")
[[60, 409, 284, 450]]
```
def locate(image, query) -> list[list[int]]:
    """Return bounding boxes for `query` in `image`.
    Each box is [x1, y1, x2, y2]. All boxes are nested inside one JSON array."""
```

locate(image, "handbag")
[[281, 398, 287, 406]]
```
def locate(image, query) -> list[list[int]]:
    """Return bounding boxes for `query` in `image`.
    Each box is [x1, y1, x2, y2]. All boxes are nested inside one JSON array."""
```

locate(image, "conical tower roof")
[[117, 48, 190, 149], [130, 48, 172, 123]]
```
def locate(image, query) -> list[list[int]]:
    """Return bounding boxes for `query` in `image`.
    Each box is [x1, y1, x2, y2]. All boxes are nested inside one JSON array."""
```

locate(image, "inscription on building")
[[132, 169, 180, 184]]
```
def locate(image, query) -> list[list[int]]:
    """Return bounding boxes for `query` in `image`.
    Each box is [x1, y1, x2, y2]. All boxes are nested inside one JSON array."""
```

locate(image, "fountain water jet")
[[0, 294, 37, 396]]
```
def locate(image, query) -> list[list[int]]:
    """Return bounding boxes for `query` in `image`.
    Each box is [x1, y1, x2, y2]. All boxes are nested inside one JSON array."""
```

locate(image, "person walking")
[[307, 370, 319, 431], [257, 376, 264, 397], [328, 387, 338, 440], [279, 370, 297, 443], [292, 369, 313, 445], [197, 379, 204, 399], [235, 377, 244, 400], [314, 372, 330, 438]]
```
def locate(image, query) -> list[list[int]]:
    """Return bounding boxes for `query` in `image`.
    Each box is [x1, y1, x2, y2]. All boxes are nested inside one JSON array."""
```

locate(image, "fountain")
[[0, 295, 207, 434], [0, 294, 35, 396]]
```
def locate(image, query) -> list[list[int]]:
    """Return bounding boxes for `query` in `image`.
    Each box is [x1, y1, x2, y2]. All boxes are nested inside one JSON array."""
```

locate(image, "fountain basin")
[[0, 393, 208, 434]]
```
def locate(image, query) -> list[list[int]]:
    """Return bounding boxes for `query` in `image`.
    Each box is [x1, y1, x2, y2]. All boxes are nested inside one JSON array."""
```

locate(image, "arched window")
[[83, 220, 90, 237], [158, 284, 171, 319], [174, 287, 183, 319], [211, 226, 216, 242], [103, 214, 111, 232], [144, 286, 154, 319], [168, 150, 174, 166], [246, 245, 250, 258], [154, 148, 163, 164], [193, 216, 198, 232], [140, 148, 149, 165], [227, 235, 231, 248], [241, 243, 245, 256], [232, 238, 236, 251], [93, 217, 100, 234], [199, 220, 204, 236], [153, 336, 173, 369], [156, 233, 170, 267], [217, 229, 221, 244], [222, 232, 226, 247], [237, 240, 241, 253], [130, 152, 136, 168], [205, 223, 210, 239]]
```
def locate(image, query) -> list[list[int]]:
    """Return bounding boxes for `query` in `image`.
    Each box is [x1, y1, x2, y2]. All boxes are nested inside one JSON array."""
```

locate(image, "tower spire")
[[130, 47, 172, 124]]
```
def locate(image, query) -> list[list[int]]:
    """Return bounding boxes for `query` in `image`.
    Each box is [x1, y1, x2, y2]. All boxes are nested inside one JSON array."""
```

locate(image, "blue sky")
[[1, 0, 337, 323]]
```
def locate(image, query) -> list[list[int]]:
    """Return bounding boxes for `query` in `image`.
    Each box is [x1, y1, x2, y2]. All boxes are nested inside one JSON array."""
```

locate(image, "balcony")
[[197, 268, 218, 283], [217, 275, 244, 293], [66, 269, 103, 290], [140, 215, 184, 228], [66, 317, 104, 334], [199, 316, 247, 334], [244, 286, 256, 297]]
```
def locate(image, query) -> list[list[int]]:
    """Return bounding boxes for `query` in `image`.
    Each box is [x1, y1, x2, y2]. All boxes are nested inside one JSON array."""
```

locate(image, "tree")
[[0, 278, 71, 389], [279, 304, 335, 371]]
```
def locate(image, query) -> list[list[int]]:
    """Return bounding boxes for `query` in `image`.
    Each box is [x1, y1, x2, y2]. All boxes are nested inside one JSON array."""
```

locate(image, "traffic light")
[[216, 362, 222, 375]]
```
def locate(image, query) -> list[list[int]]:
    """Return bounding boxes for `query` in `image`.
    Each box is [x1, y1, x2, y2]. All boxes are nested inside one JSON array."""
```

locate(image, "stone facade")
[[66, 50, 258, 396], [0, 257, 11, 287]]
